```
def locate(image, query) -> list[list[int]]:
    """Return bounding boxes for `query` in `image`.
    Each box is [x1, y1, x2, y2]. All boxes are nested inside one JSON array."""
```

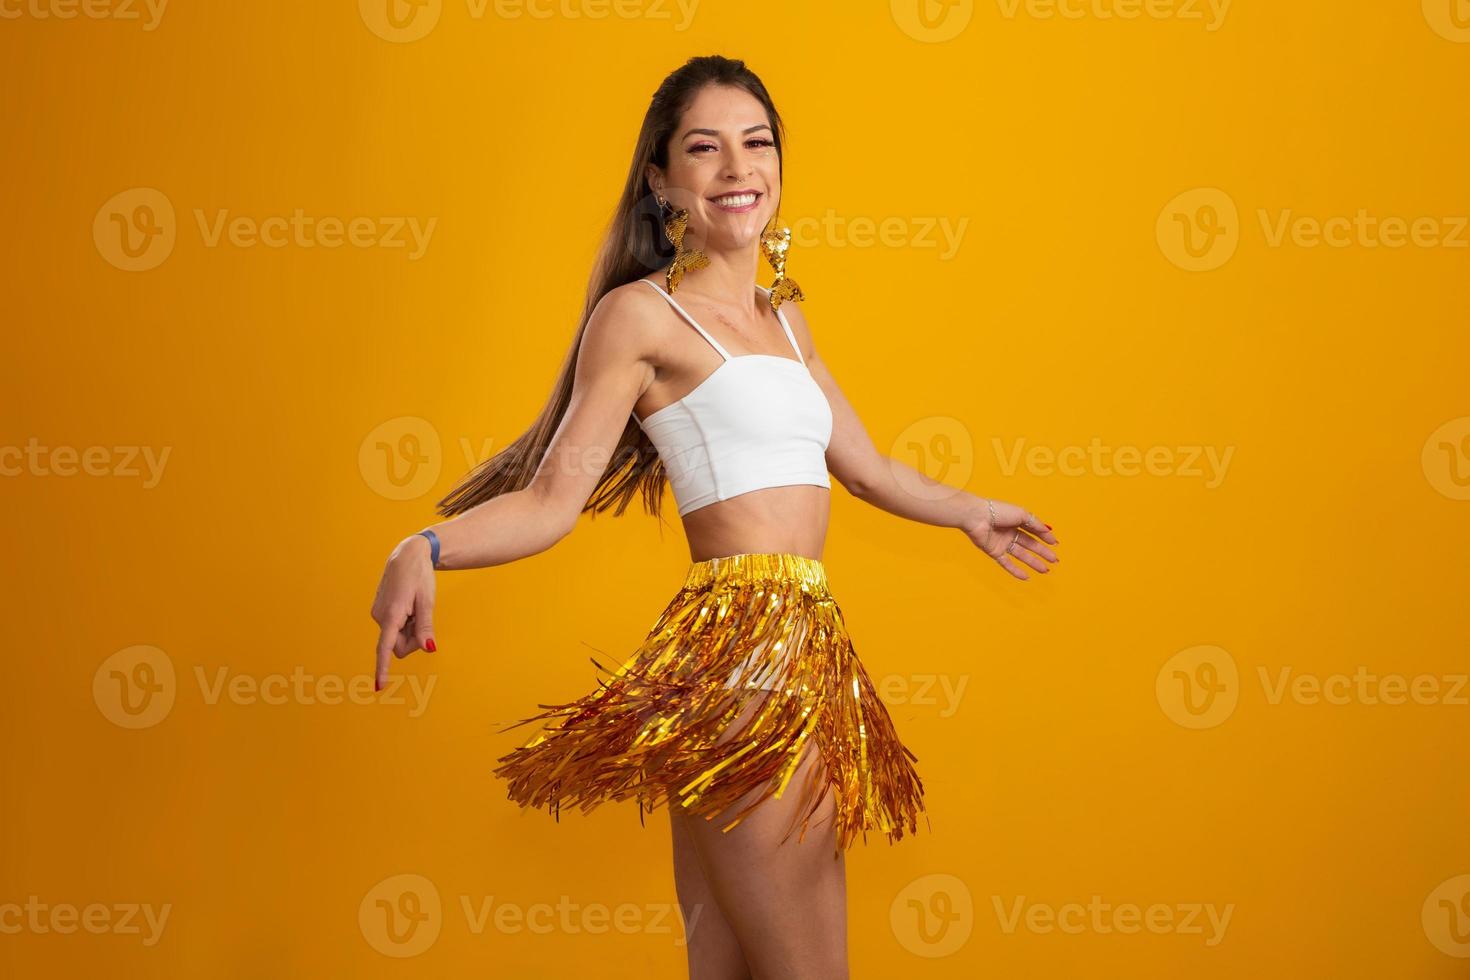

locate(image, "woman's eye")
[[687, 138, 775, 153]]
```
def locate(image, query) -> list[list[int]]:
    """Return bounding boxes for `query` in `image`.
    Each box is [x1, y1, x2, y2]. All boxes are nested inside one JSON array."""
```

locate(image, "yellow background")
[[3, 1, 1468, 976]]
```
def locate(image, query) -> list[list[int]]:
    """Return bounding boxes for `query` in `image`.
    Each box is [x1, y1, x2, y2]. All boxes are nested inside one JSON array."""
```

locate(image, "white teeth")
[[711, 192, 757, 207]]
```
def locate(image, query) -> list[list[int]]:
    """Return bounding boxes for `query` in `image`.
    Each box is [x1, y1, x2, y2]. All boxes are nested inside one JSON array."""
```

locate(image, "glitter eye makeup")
[[679, 122, 777, 156], [687, 138, 775, 154]]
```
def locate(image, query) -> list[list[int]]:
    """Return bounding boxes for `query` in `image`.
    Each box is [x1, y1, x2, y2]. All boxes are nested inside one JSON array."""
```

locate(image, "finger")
[[1002, 532, 1050, 575], [993, 552, 1030, 581], [1021, 511, 1059, 546], [375, 620, 398, 692], [393, 612, 419, 657], [412, 596, 436, 654], [1009, 543, 1052, 575], [980, 522, 1031, 578], [1011, 528, 1060, 566]]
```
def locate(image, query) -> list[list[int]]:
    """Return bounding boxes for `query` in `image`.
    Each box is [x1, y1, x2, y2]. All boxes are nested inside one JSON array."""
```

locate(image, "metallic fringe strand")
[[491, 553, 929, 856]]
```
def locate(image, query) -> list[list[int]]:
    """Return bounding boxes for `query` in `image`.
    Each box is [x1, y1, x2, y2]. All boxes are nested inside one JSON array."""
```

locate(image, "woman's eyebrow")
[[678, 123, 773, 140]]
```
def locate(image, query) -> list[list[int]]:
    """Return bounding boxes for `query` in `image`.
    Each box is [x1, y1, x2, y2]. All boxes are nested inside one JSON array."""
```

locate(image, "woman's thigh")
[[670, 693, 849, 980], [670, 806, 751, 980]]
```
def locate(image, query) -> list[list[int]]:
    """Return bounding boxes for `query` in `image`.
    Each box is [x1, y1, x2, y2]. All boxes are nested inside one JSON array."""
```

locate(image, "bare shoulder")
[[578, 278, 669, 366], [776, 298, 821, 361]]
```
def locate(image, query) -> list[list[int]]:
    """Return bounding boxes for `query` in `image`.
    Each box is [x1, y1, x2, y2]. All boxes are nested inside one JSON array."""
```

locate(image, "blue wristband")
[[417, 529, 441, 569]]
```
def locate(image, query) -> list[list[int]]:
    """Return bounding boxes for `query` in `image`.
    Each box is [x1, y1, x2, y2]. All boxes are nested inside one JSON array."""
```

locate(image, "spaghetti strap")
[[638, 279, 732, 361], [758, 284, 806, 365]]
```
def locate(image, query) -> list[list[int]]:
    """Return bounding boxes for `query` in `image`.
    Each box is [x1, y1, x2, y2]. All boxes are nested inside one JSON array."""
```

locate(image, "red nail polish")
[[425, 638, 437, 652], [374, 679, 381, 692], [1045, 523, 1052, 529]]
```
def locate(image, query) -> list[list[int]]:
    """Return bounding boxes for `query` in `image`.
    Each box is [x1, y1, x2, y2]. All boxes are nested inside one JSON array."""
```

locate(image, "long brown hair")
[[434, 55, 787, 521]]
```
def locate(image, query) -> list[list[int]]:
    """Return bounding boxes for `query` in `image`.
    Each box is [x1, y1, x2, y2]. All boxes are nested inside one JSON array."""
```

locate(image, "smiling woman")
[[368, 53, 1060, 978]]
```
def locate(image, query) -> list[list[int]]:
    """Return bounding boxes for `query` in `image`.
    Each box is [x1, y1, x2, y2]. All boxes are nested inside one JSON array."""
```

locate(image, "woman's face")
[[647, 83, 781, 252]]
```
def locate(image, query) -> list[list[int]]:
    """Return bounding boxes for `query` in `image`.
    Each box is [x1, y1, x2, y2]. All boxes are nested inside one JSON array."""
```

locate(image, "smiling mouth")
[[707, 190, 763, 212]]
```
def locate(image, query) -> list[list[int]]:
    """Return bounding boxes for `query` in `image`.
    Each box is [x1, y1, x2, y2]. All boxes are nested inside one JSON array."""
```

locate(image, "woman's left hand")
[[963, 498, 1061, 580]]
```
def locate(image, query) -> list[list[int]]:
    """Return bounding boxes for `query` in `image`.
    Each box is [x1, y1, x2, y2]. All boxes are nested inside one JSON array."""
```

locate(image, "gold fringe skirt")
[[492, 552, 928, 854]]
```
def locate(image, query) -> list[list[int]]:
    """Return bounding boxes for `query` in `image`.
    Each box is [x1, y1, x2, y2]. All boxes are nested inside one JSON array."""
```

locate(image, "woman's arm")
[[783, 302, 1060, 578], [371, 283, 659, 688], [408, 285, 659, 571]]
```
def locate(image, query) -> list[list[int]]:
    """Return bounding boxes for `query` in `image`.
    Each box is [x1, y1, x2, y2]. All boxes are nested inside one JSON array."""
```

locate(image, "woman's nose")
[[721, 149, 754, 181]]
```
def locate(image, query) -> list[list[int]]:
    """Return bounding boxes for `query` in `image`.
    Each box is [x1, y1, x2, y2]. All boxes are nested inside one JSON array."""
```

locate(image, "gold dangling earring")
[[760, 212, 804, 311], [659, 195, 709, 293]]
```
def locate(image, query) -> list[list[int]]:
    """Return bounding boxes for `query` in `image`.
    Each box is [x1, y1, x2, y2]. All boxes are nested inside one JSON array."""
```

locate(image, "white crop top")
[[633, 278, 833, 517]]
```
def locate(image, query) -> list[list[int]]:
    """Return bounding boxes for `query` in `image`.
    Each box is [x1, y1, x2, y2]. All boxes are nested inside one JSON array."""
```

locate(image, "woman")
[[370, 55, 1060, 979]]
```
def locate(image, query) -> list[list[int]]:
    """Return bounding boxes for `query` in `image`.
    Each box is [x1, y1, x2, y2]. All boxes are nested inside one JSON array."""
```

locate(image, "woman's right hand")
[[371, 534, 438, 692], [963, 497, 1061, 580]]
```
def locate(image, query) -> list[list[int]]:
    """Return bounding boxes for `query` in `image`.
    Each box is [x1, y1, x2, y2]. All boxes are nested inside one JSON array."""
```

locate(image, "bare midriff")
[[681, 484, 830, 563]]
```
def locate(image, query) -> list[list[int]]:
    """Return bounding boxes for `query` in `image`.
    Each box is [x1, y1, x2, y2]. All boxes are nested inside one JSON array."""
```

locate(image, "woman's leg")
[[671, 694, 850, 980], [670, 806, 752, 979]]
